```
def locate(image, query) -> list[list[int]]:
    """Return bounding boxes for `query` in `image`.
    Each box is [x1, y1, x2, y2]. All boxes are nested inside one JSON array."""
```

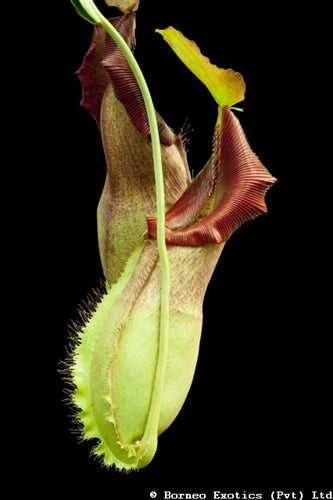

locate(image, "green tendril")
[[70, 0, 170, 452]]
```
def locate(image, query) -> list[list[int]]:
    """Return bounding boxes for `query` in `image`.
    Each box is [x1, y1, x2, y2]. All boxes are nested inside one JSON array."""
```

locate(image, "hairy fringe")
[[178, 117, 192, 154], [58, 279, 107, 444]]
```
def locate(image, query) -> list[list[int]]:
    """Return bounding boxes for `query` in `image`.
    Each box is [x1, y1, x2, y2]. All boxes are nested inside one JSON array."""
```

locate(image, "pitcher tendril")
[[65, 0, 276, 470], [71, 0, 171, 456]]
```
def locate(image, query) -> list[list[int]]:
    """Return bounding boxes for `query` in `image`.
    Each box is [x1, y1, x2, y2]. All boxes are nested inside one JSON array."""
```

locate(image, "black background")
[[28, 0, 332, 496]]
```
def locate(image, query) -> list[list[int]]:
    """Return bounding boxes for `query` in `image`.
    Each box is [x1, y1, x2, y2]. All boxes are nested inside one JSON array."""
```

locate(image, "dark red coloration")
[[146, 107, 277, 246], [101, 14, 151, 136], [75, 23, 110, 125], [76, 13, 276, 249], [76, 14, 136, 126], [76, 14, 174, 145]]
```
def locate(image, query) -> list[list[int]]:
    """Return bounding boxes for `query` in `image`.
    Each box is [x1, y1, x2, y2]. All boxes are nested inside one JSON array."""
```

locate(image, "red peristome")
[[76, 13, 175, 146], [101, 14, 151, 137], [76, 14, 136, 126], [76, 24, 109, 125], [101, 16, 176, 146], [76, 15, 136, 125], [146, 107, 277, 246]]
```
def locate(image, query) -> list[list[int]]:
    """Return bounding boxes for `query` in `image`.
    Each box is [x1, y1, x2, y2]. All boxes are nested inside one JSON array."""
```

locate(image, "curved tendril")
[[71, 0, 170, 453]]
